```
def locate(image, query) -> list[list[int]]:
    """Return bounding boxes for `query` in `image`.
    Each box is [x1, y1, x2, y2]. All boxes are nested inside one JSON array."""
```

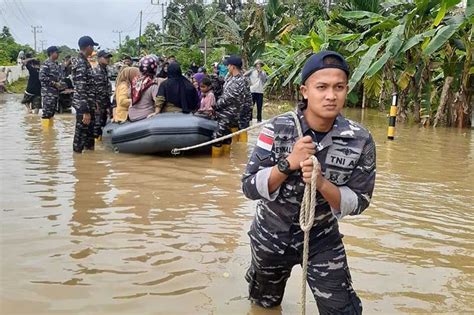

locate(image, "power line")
[[0, 4, 21, 40], [4, 0, 29, 25]]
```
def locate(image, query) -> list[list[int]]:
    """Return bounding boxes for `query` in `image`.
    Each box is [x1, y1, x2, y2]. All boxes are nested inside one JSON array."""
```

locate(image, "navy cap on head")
[[78, 36, 99, 49], [97, 50, 112, 58], [46, 46, 60, 55], [301, 51, 350, 84], [223, 55, 243, 68]]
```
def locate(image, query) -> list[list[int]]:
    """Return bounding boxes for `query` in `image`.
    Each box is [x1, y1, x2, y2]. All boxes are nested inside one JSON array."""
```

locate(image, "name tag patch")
[[325, 144, 361, 169]]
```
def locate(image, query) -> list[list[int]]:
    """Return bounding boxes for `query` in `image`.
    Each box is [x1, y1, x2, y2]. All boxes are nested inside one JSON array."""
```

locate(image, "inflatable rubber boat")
[[102, 113, 217, 154]]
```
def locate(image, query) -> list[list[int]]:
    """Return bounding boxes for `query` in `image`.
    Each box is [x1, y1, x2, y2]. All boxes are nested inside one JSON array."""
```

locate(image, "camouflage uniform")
[[39, 58, 62, 118], [71, 52, 95, 153], [92, 64, 112, 137], [242, 104, 376, 314], [214, 73, 252, 145]]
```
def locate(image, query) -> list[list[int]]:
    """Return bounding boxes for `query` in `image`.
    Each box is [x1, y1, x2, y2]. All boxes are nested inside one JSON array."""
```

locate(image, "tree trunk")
[[411, 77, 421, 123], [378, 71, 386, 111], [397, 89, 409, 122], [362, 86, 366, 109], [433, 76, 454, 127]]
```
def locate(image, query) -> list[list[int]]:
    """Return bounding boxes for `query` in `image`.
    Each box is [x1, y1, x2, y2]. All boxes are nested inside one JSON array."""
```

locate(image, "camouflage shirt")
[[39, 58, 62, 95], [92, 64, 111, 105], [242, 104, 376, 240], [71, 52, 94, 114], [215, 72, 252, 111]]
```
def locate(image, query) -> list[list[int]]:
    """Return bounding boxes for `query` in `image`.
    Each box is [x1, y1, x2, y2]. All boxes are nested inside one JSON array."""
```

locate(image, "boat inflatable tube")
[[102, 113, 217, 154]]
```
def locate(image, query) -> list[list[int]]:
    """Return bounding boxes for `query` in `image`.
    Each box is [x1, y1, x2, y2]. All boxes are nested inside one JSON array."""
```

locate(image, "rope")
[[172, 111, 319, 314], [288, 111, 319, 315], [171, 113, 288, 155]]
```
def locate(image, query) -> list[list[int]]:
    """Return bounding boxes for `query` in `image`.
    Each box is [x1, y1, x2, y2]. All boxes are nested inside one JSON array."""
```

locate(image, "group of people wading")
[[31, 35, 270, 155]]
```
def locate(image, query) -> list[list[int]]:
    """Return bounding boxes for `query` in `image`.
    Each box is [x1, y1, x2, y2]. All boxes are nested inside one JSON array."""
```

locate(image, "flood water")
[[1, 94, 473, 314]]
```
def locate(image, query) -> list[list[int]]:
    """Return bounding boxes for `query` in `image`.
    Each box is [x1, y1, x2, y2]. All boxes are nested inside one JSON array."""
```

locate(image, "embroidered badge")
[[257, 127, 274, 151]]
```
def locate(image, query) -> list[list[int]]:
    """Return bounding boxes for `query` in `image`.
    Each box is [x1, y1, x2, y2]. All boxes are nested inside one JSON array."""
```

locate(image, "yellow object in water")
[[211, 145, 223, 158], [95, 136, 102, 143], [239, 131, 248, 143], [41, 118, 53, 128], [230, 127, 239, 143], [222, 144, 231, 154]]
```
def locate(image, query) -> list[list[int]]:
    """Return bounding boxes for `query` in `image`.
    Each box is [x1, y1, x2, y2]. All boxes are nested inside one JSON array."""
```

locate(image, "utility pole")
[[31, 25, 42, 52], [137, 10, 143, 57], [39, 39, 47, 52], [151, 0, 168, 50], [113, 30, 123, 49]]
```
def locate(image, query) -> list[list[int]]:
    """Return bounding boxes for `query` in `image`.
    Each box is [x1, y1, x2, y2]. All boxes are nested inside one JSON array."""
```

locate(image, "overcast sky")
[[0, 0, 165, 51]]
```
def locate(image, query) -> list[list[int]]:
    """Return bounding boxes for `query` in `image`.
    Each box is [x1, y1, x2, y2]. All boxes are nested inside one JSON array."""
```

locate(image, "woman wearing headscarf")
[[112, 66, 140, 123], [193, 71, 205, 99], [128, 55, 161, 122], [154, 62, 200, 114]]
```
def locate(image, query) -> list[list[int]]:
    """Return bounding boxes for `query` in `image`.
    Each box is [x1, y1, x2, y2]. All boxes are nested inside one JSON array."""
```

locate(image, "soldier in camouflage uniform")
[[213, 55, 252, 147], [242, 51, 376, 314], [92, 50, 113, 139], [39, 46, 62, 119], [71, 36, 99, 153]]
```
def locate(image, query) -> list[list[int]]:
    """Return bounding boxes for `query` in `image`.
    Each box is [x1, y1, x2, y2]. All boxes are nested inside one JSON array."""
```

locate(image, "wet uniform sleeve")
[[216, 79, 240, 110], [242, 122, 280, 201], [333, 134, 376, 219]]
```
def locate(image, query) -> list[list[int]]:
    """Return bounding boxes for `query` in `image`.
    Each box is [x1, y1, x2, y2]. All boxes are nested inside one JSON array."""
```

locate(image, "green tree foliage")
[[114, 0, 472, 127], [0, 26, 34, 65]]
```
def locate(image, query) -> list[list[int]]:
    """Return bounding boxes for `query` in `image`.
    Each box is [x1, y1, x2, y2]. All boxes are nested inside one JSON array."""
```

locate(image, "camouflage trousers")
[[42, 95, 58, 119], [73, 114, 95, 153], [246, 223, 362, 314], [215, 105, 240, 145], [239, 101, 252, 129], [94, 104, 110, 138]]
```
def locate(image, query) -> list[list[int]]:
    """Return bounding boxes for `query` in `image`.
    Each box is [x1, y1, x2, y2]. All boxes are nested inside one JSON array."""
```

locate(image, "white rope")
[[171, 113, 290, 155], [288, 111, 319, 315]]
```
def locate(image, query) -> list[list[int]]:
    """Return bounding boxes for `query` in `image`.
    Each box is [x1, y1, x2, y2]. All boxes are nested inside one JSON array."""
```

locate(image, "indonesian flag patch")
[[257, 126, 274, 151]]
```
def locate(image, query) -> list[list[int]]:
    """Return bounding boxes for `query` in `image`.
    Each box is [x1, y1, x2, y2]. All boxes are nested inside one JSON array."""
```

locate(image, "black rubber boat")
[[102, 113, 217, 154]]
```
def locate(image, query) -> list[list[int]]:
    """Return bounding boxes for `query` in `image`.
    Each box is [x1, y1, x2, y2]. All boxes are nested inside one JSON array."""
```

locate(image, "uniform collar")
[[295, 103, 355, 151]]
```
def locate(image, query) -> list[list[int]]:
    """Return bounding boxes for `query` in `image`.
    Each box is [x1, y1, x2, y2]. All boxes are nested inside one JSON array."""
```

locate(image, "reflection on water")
[[1, 95, 473, 314]]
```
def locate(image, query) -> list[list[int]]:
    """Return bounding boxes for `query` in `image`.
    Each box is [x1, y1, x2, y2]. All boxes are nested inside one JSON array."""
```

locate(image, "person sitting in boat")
[[157, 61, 168, 79], [193, 71, 205, 100], [196, 77, 216, 118], [154, 62, 200, 114], [128, 56, 160, 122], [112, 66, 139, 123]]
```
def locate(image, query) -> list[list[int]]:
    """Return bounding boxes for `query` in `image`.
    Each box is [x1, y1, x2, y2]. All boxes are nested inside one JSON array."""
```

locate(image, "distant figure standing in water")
[[71, 36, 98, 153], [39, 46, 62, 121], [92, 50, 113, 139]]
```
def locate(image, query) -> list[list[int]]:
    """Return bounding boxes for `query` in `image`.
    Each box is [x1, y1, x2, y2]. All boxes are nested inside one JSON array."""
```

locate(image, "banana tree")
[[333, 0, 468, 124]]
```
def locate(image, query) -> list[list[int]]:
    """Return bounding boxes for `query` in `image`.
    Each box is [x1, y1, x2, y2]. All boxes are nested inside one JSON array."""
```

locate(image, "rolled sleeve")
[[255, 167, 280, 201], [330, 186, 358, 220]]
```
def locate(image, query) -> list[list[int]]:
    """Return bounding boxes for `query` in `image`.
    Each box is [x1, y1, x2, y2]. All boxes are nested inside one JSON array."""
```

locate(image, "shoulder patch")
[[257, 126, 274, 151]]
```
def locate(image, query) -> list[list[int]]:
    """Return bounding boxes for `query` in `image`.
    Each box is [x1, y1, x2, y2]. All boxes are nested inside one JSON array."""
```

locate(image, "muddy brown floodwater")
[[1, 94, 473, 314]]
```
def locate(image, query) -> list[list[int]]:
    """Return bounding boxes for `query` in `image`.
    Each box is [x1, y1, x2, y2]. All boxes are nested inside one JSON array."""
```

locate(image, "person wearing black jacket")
[[21, 56, 42, 114]]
